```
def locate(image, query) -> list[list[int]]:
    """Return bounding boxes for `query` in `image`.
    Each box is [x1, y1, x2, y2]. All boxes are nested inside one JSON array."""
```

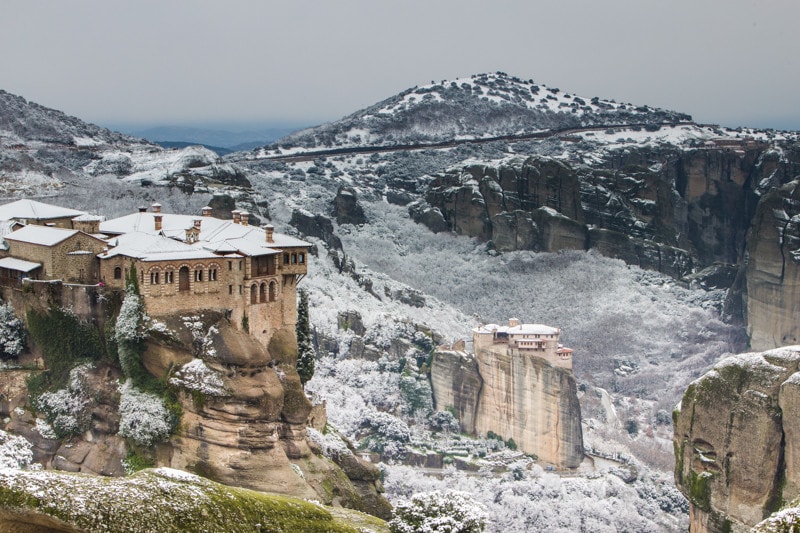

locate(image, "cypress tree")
[[295, 288, 315, 387]]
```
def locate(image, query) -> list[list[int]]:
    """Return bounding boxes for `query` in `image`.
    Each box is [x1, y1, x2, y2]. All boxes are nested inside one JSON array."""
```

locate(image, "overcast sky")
[[2, 1, 798, 131]]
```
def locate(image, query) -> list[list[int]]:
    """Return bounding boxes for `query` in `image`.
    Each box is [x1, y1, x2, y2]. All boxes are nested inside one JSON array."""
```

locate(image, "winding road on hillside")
[[253, 121, 697, 163]]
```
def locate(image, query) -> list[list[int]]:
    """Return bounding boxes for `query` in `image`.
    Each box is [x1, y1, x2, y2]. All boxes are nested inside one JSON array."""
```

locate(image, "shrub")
[[428, 410, 460, 433], [389, 490, 488, 533], [35, 364, 93, 439], [0, 429, 34, 469], [0, 302, 25, 360], [118, 382, 173, 447]]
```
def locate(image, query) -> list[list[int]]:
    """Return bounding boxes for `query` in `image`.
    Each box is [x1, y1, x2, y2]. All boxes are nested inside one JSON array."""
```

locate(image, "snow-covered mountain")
[[0, 89, 251, 204], [253, 72, 691, 154]]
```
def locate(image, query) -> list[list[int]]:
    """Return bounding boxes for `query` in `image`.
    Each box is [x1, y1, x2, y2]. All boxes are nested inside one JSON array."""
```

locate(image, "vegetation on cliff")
[[296, 287, 316, 386]]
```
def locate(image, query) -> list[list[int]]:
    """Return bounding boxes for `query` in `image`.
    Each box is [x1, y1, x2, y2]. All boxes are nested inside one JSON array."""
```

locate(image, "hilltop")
[[255, 72, 691, 155]]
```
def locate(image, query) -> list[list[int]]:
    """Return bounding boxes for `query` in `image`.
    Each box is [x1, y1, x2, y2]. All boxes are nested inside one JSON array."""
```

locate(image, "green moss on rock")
[[0, 468, 388, 533], [688, 469, 714, 512]]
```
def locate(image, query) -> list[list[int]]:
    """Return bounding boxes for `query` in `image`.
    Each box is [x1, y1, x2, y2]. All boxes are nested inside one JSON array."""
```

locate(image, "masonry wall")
[[100, 254, 306, 347], [5, 234, 105, 283]]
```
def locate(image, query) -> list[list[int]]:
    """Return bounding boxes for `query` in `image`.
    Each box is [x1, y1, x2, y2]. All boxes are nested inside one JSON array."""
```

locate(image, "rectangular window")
[[228, 285, 233, 295], [228, 261, 232, 271], [239, 261, 242, 270], [284, 253, 290, 264], [238, 285, 243, 294], [291, 253, 297, 264], [298, 253, 305, 264]]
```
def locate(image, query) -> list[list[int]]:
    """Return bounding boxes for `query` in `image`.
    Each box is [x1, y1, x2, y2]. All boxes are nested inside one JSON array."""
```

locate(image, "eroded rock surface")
[[431, 346, 583, 468], [673, 346, 800, 532]]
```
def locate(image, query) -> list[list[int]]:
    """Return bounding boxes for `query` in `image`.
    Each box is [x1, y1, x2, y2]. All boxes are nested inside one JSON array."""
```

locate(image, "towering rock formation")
[[746, 180, 800, 350], [431, 320, 583, 468], [673, 346, 800, 532]]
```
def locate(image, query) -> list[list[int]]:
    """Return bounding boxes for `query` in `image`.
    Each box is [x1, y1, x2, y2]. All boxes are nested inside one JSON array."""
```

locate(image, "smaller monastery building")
[[473, 318, 573, 369], [0, 199, 310, 346]]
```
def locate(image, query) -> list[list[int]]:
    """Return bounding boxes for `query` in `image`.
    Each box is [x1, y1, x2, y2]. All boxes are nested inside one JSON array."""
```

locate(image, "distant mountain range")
[[124, 125, 307, 153]]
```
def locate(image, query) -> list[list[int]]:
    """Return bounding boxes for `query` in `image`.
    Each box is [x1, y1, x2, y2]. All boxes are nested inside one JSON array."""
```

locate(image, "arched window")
[[259, 282, 267, 303], [113, 267, 122, 280], [269, 281, 277, 302], [164, 269, 174, 284], [250, 284, 258, 304], [179, 266, 190, 291]]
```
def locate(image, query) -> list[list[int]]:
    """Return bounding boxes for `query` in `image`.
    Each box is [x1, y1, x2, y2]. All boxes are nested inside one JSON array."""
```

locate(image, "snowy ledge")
[[0, 468, 388, 533]]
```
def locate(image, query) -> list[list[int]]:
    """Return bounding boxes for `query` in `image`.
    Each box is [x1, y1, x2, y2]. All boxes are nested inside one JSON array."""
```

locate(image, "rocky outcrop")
[[415, 146, 795, 280], [290, 209, 344, 252], [430, 346, 583, 469], [746, 180, 800, 350], [0, 310, 390, 518], [332, 185, 367, 225], [673, 347, 800, 532], [430, 349, 482, 433], [0, 467, 389, 533]]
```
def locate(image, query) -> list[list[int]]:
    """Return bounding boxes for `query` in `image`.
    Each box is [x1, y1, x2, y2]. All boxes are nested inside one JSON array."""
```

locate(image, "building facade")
[[0, 200, 310, 347], [473, 318, 573, 369]]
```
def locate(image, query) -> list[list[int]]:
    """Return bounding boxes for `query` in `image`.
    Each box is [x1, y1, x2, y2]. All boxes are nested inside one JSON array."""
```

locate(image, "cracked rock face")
[[431, 346, 583, 469], [746, 180, 800, 350], [673, 347, 800, 532]]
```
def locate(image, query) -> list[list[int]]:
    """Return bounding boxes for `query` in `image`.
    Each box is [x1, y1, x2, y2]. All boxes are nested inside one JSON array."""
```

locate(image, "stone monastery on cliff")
[[0, 199, 310, 345], [473, 318, 573, 369]]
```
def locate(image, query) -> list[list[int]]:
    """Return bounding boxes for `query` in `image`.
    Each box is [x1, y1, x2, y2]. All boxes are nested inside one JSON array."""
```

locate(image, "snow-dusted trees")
[[296, 288, 315, 387], [389, 490, 487, 533], [0, 302, 25, 360], [114, 265, 149, 387]]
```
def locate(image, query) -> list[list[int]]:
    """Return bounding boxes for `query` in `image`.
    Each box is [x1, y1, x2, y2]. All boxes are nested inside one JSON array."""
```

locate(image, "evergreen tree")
[[295, 288, 315, 387]]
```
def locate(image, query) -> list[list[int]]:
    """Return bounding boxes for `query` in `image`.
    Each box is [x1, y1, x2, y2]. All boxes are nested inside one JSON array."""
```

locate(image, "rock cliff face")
[[746, 180, 800, 350], [0, 308, 390, 519], [673, 346, 800, 532], [431, 346, 583, 468], [416, 146, 777, 278]]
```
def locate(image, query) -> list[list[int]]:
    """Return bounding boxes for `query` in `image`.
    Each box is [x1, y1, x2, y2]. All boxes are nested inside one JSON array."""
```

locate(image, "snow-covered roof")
[[0, 199, 85, 221], [473, 323, 559, 336], [72, 213, 106, 222], [100, 211, 310, 260], [4, 225, 78, 246], [0, 256, 41, 272], [0, 220, 21, 238], [100, 231, 222, 262]]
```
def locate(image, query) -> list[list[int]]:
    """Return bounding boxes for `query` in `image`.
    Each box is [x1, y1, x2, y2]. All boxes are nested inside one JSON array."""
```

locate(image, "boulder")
[[331, 185, 367, 225], [673, 347, 800, 532]]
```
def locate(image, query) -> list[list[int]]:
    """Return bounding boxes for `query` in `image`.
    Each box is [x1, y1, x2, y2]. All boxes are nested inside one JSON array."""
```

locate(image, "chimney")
[[138, 206, 147, 213], [264, 224, 274, 243], [201, 206, 212, 217], [509, 318, 520, 327], [232, 210, 241, 224], [239, 211, 249, 226], [193, 218, 202, 230], [151, 203, 162, 214], [154, 214, 163, 231]]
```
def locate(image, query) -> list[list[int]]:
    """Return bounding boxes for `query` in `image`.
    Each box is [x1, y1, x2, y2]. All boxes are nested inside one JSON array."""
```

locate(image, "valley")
[[1, 72, 800, 531]]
